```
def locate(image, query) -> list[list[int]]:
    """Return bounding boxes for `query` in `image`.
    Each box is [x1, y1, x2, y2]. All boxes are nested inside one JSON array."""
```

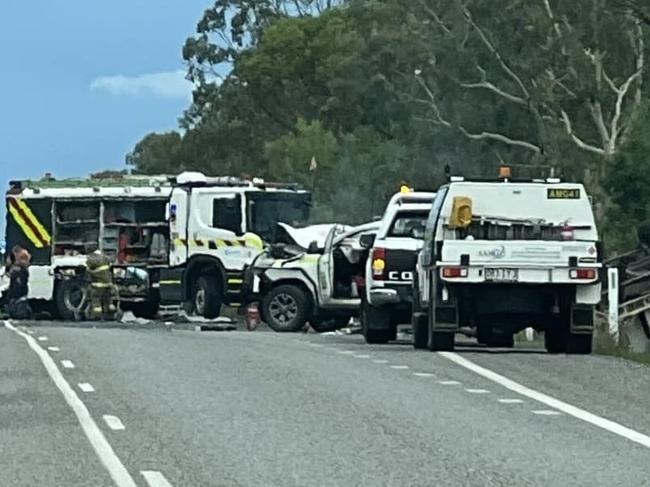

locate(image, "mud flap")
[[571, 304, 594, 334]]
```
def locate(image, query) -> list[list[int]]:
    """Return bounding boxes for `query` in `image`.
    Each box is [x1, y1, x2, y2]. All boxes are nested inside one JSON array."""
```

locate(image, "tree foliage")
[[128, 0, 650, 251]]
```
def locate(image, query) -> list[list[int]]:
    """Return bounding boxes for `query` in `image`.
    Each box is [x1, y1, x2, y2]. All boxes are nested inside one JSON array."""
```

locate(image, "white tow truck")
[[359, 190, 435, 343], [411, 169, 602, 353], [3, 172, 311, 320]]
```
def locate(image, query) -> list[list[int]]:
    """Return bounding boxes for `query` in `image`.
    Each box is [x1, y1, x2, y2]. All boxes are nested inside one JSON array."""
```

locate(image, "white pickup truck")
[[360, 191, 435, 343], [412, 176, 601, 353]]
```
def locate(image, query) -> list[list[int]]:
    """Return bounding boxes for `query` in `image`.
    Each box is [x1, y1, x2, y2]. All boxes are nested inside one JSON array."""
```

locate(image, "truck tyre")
[[55, 278, 86, 321], [412, 312, 428, 349], [477, 325, 514, 348], [310, 316, 350, 333], [427, 311, 455, 352], [362, 303, 391, 344], [262, 285, 309, 332], [567, 333, 593, 354], [194, 275, 222, 319], [544, 326, 568, 353]]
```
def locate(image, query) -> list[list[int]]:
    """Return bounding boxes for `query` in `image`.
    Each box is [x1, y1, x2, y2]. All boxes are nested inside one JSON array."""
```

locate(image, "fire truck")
[[3, 171, 311, 320]]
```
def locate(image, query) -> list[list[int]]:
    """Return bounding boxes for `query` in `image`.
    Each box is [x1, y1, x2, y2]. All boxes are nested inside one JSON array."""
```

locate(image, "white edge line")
[[441, 352, 650, 449], [141, 470, 173, 487], [4, 321, 137, 487]]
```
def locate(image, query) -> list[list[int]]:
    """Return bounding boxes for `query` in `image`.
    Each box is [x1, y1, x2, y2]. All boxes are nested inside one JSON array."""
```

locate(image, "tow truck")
[[3, 172, 311, 320], [411, 168, 602, 353]]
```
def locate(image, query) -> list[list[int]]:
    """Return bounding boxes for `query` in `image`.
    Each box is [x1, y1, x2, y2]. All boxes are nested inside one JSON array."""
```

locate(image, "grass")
[[594, 315, 650, 366]]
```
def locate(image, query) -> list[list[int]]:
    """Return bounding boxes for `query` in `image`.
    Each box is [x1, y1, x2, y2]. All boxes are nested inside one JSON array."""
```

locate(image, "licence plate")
[[485, 268, 519, 282]]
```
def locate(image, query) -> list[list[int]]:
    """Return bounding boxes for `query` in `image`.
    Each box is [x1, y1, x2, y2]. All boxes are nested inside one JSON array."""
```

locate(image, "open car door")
[[317, 224, 345, 305]]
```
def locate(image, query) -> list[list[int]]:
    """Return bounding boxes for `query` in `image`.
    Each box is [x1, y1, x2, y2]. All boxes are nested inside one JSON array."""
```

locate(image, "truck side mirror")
[[359, 234, 376, 249]]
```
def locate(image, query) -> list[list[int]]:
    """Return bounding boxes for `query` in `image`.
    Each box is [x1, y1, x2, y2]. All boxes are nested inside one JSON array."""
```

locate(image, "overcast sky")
[[0, 0, 215, 236], [0, 0, 212, 189]]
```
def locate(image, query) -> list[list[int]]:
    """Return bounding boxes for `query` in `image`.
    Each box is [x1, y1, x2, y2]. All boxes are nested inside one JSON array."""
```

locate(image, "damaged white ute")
[[244, 222, 379, 332], [411, 177, 602, 353]]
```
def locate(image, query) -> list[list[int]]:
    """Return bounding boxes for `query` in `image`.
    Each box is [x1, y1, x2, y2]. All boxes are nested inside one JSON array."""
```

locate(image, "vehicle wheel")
[[262, 285, 309, 332], [310, 316, 350, 333], [194, 275, 222, 319], [427, 311, 455, 351], [567, 333, 592, 354], [361, 303, 391, 344], [412, 312, 428, 349], [131, 301, 160, 320], [544, 326, 568, 353], [55, 279, 87, 321], [478, 325, 514, 348]]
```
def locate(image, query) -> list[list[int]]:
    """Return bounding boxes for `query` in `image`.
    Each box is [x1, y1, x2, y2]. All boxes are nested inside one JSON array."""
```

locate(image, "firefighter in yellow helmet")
[[85, 250, 117, 320]]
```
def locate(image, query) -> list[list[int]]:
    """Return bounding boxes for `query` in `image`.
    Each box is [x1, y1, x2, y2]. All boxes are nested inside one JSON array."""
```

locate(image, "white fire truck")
[[2, 172, 311, 320]]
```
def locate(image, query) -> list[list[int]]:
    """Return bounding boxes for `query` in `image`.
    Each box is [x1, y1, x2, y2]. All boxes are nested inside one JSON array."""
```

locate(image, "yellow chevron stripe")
[[228, 278, 243, 285], [16, 199, 51, 244], [9, 204, 44, 248]]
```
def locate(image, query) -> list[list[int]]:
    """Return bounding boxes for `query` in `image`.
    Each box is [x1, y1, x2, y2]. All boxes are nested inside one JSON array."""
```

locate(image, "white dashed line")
[[37, 336, 48, 342], [372, 359, 389, 364], [354, 354, 371, 359], [413, 372, 435, 378], [308, 343, 324, 348], [337, 350, 355, 355], [499, 398, 524, 404], [103, 415, 126, 431], [532, 410, 563, 416], [438, 380, 461, 385], [47, 346, 60, 352], [141, 470, 173, 487], [465, 388, 490, 394], [440, 351, 650, 449], [4, 321, 137, 487], [78, 383, 95, 393], [390, 365, 409, 370], [61, 360, 75, 369]]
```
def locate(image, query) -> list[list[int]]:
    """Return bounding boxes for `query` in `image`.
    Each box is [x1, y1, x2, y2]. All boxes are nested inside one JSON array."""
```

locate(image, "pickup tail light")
[[442, 266, 468, 278], [570, 268, 597, 280], [371, 248, 386, 280]]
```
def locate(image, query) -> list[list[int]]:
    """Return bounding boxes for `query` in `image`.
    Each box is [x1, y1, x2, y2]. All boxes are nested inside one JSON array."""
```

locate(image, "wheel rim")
[[269, 293, 298, 326], [195, 288, 206, 315], [64, 283, 85, 312]]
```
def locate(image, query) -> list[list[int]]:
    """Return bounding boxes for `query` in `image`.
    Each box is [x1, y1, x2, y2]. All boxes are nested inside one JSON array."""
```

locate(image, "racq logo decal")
[[478, 245, 506, 259]]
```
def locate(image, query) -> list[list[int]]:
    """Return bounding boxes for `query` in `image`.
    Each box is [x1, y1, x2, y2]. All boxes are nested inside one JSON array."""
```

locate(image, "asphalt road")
[[2, 322, 650, 487]]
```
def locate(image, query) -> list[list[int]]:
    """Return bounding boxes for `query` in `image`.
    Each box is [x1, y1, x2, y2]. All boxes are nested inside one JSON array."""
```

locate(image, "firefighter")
[[3, 248, 33, 320], [85, 250, 117, 320]]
